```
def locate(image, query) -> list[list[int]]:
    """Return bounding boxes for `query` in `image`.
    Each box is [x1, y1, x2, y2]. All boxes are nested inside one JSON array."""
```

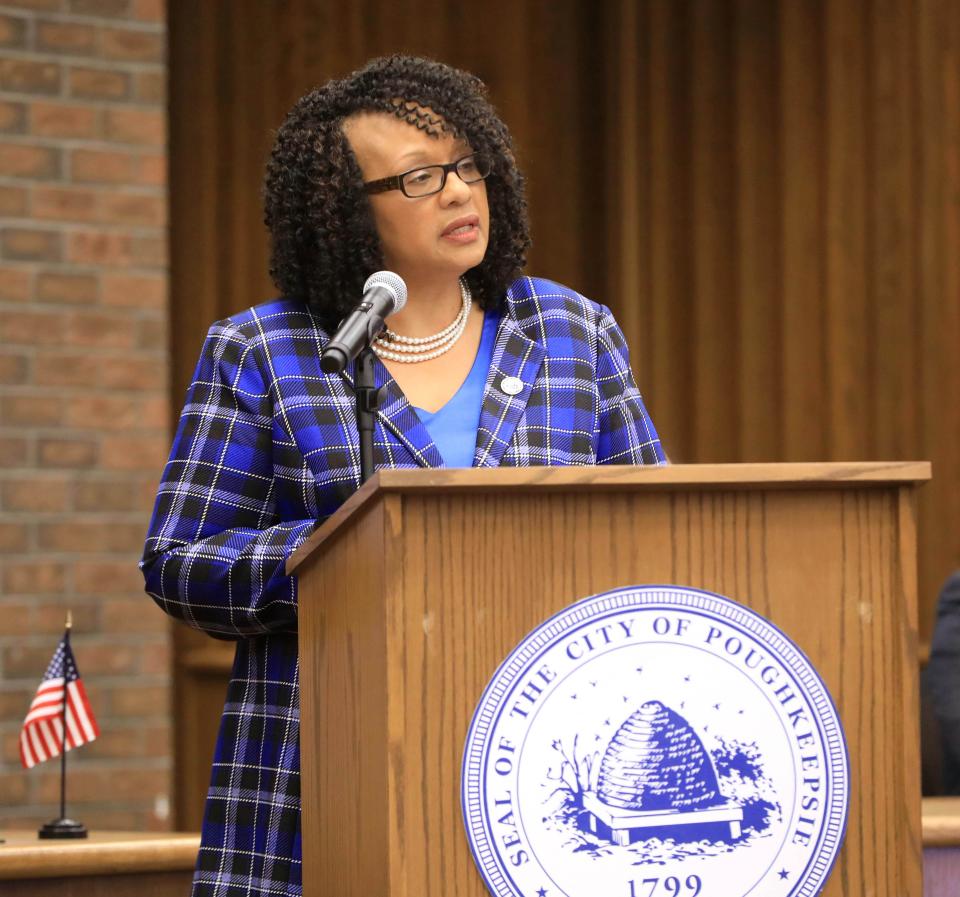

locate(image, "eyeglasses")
[[363, 152, 492, 198]]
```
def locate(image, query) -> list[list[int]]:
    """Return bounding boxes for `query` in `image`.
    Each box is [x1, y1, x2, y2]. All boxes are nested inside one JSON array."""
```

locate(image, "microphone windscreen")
[[363, 270, 407, 314]]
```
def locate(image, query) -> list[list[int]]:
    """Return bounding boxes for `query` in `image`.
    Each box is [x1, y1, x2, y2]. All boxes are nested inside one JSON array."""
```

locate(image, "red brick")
[[36, 766, 168, 803], [132, 0, 163, 22], [37, 436, 98, 468], [101, 434, 168, 470], [70, 0, 132, 16], [140, 724, 172, 759], [2, 641, 65, 677], [136, 315, 166, 348], [136, 151, 165, 186], [1, 475, 70, 511], [5, 392, 61, 429], [135, 69, 164, 103], [67, 641, 141, 675], [99, 192, 165, 226], [34, 352, 100, 387], [0, 310, 64, 345], [74, 558, 145, 592], [0, 59, 61, 95], [1, 731, 24, 765], [81, 726, 142, 760], [0, 774, 29, 804], [0, 352, 29, 384], [138, 639, 171, 674], [33, 185, 100, 223], [2, 560, 67, 594], [64, 309, 137, 347], [0, 14, 28, 49], [34, 600, 98, 632], [108, 683, 167, 716], [66, 230, 133, 265], [35, 270, 99, 303], [65, 393, 157, 430], [1, 228, 62, 262], [140, 474, 162, 504], [0, 184, 28, 216], [103, 107, 164, 145], [131, 233, 166, 267], [74, 474, 155, 510], [101, 26, 162, 62], [0, 265, 32, 301], [70, 147, 136, 183], [99, 355, 164, 391], [38, 518, 145, 552], [2, 0, 62, 10], [0, 521, 29, 550], [30, 101, 100, 139], [36, 19, 97, 55], [103, 597, 168, 632], [0, 100, 26, 133], [101, 272, 165, 308], [0, 142, 61, 179], [0, 436, 29, 467], [0, 599, 37, 634], [1, 394, 63, 426], [68, 65, 130, 101], [0, 687, 35, 717]]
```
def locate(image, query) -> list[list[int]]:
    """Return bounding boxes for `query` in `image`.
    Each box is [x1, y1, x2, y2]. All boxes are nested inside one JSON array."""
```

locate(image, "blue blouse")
[[413, 309, 500, 467]]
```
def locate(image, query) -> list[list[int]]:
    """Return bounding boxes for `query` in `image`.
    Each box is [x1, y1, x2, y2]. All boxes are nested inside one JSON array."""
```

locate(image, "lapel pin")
[[500, 376, 523, 396]]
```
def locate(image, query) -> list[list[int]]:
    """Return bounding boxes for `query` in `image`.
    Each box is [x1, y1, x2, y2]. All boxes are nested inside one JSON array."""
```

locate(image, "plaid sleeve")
[[140, 319, 316, 639], [595, 306, 667, 465]]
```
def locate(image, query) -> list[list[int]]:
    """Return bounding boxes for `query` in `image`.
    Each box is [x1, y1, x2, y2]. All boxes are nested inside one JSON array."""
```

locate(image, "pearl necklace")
[[373, 278, 472, 363]]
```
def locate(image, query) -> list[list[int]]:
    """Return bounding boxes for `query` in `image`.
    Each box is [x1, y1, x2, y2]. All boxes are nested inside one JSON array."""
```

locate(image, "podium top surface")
[[286, 461, 929, 574]]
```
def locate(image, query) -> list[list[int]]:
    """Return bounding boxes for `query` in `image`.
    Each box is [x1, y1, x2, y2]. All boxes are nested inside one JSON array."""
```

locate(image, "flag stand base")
[[38, 817, 87, 839]]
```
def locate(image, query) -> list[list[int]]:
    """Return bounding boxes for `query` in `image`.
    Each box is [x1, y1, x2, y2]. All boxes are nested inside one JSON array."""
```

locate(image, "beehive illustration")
[[583, 700, 742, 845], [597, 700, 724, 812]]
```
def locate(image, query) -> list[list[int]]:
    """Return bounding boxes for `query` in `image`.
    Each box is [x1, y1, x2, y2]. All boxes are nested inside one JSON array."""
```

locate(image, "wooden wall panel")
[[168, 0, 960, 823], [600, 0, 960, 637]]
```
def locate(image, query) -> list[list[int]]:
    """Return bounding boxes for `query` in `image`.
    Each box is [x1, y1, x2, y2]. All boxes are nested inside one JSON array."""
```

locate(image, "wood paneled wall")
[[168, 0, 960, 825], [596, 0, 960, 637]]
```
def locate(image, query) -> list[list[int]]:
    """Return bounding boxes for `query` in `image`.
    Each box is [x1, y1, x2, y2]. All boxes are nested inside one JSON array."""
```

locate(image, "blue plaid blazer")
[[140, 275, 665, 897]]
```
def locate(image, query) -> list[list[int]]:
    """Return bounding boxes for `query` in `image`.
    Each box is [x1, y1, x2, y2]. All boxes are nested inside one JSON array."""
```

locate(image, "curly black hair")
[[263, 55, 531, 332]]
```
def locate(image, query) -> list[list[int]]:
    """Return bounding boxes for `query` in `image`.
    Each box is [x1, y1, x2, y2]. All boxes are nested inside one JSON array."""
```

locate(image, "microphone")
[[320, 271, 407, 374]]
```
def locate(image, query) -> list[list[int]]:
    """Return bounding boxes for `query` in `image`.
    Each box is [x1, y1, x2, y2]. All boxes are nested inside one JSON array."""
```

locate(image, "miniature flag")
[[20, 633, 99, 769]]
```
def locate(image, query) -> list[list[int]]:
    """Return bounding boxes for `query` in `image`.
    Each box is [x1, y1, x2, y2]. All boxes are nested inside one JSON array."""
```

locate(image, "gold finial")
[[66, 609, 73, 631]]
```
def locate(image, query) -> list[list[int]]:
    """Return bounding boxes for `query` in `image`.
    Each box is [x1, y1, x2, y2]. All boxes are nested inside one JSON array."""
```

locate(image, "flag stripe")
[[38, 719, 57, 756], [20, 730, 34, 769], [64, 703, 82, 747], [28, 724, 47, 766], [19, 637, 98, 770], [68, 682, 97, 741]]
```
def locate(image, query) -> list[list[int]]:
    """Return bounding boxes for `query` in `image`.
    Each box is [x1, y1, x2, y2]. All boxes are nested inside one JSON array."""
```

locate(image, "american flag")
[[20, 633, 99, 769]]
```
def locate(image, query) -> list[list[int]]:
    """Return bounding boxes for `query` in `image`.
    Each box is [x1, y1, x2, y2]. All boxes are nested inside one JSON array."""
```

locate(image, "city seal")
[[461, 585, 849, 897]]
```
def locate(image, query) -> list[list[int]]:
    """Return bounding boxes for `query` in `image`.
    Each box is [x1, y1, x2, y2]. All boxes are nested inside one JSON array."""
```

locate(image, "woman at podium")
[[140, 55, 665, 897]]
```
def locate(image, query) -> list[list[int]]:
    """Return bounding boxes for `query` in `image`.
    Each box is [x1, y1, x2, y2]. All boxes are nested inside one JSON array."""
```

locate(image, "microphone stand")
[[354, 344, 385, 485]]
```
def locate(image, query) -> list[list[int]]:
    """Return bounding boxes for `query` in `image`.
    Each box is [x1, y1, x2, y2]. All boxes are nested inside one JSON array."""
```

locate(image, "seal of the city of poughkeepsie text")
[[461, 585, 849, 897]]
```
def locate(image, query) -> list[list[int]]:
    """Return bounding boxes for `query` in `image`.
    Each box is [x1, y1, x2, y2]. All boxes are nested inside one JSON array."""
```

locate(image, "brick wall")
[[0, 0, 170, 831]]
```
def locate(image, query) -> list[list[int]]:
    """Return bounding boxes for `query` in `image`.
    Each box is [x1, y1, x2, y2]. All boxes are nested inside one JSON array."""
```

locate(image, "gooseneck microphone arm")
[[320, 272, 408, 484]]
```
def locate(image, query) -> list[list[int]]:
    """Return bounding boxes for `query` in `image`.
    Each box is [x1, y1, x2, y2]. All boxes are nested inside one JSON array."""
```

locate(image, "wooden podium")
[[287, 463, 929, 897]]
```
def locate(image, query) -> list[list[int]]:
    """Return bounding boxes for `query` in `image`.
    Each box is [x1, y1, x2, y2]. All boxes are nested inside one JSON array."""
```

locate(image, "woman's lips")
[[441, 215, 481, 242], [442, 222, 480, 243]]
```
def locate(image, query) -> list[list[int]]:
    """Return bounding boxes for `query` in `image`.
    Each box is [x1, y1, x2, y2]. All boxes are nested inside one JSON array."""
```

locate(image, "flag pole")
[[38, 610, 87, 839]]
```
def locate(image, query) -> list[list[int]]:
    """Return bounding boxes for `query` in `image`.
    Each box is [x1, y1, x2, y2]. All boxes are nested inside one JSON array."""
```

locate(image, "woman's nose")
[[439, 168, 472, 204]]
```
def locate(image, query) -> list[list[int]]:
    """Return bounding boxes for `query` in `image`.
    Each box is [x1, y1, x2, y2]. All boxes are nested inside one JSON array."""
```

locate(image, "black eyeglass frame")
[[363, 152, 492, 198]]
